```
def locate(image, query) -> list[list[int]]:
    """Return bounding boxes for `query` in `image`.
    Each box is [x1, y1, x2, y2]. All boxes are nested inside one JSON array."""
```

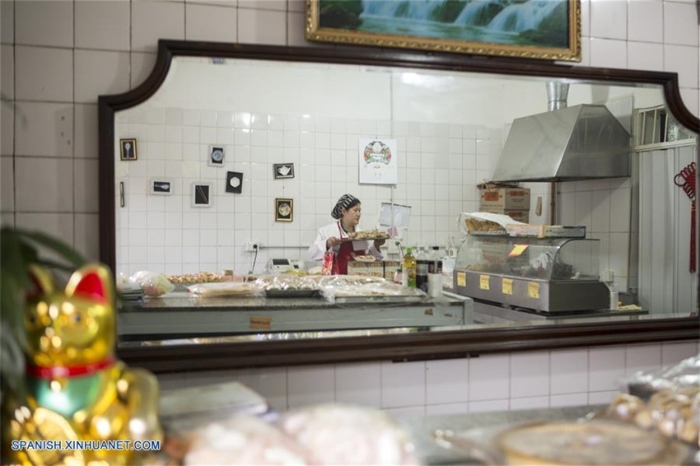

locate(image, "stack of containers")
[[478, 186, 531, 223]]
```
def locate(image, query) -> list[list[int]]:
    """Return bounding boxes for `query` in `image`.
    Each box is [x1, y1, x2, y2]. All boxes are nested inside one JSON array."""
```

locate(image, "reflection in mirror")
[[112, 55, 697, 342]]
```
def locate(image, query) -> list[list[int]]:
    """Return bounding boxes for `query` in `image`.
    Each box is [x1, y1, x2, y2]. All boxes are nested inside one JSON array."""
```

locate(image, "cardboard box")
[[479, 187, 531, 210], [480, 208, 530, 224]]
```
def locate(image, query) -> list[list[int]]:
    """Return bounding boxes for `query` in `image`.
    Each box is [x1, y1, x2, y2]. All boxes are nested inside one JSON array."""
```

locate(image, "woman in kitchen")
[[308, 194, 385, 275]]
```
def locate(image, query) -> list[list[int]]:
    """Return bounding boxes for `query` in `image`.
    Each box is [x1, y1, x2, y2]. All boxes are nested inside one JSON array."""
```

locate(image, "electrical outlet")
[[244, 242, 258, 252]]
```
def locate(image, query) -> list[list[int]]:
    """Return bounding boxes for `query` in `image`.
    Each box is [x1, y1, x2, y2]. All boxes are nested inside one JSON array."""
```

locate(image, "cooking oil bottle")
[[402, 247, 417, 288]]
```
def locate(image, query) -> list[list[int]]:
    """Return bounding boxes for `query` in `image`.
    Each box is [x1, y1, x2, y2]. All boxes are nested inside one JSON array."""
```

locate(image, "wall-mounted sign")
[[226, 171, 243, 194], [273, 163, 294, 179], [191, 182, 212, 207], [149, 178, 173, 195], [359, 138, 397, 185]]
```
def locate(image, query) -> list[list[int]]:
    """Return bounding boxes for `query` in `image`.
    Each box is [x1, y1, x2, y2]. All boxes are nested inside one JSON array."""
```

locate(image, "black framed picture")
[[149, 178, 173, 195], [273, 163, 294, 179], [226, 171, 243, 194], [275, 198, 293, 222], [191, 182, 212, 207], [208, 145, 225, 167], [120, 138, 137, 161]]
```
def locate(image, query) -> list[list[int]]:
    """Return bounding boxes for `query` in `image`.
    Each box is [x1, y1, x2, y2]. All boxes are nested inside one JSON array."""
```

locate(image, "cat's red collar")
[[26, 358, 114, 379]]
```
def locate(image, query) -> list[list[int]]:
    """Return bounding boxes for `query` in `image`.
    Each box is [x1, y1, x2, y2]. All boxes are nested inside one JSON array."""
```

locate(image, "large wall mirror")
[[99, 41, 699, 373]]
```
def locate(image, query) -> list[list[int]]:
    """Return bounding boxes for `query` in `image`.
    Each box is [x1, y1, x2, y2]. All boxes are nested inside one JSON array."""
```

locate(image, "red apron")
[[331, 222, 364, 275]]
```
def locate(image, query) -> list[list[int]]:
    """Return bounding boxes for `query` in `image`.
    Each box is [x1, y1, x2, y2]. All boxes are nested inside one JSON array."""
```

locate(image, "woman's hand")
[[373, 239, 385, 249], [326, 236, 341, 249]]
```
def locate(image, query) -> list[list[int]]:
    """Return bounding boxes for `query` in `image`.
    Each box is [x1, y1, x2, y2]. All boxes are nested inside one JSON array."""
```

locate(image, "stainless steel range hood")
[[491, 88, 631, 183]]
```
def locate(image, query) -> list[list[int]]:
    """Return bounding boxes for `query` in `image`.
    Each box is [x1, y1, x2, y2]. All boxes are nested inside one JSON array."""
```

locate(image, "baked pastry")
[[497, 420, 672, 465]]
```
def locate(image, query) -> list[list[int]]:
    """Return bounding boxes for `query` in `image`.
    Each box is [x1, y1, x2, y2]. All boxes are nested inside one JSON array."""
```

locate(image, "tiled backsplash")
[[115, 106, 498, 276], [157, 340, 700, 417]]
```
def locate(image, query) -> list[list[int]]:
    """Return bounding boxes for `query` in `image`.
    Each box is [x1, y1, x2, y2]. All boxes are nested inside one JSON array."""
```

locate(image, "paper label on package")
[[479, 275, 490, 290], [457, 272, 466, 287], [508, 244, 529, 257], [527, 282, 540, 299], [250, 316, 272, 330], [502, 278, 513, 295]]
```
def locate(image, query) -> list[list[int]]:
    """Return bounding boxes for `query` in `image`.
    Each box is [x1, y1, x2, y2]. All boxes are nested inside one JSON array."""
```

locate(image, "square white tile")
[[185, 4, 237, 43], [15, 1, 73, 47], [236, 367, 288, 412], [664, 45, 699, 89], [426, 402, 470, 417], [588, 346, 626, 392], [2, 45, 13, 99], [383, 405, 426, 421], [73, 159, 99, 213], [335, 362, 382, 408], [15, 158, 74, 212], [1, 1, 13, 45], [131, 52, 158, 89], [510, 351, 549, 398], [132, 2, 185, 53], [627, 42, 664, 72], [588, 390, 618, 405], [625, 343, 662, 376], [74, 214, 100, 260], [287, 365, 335, 409], [426, 358, 469, 405], [16, 213, 74, 247], [1, 105, 13, 156], [74, 104, 99, 159], [380, 361, 426, 409], [237, 8, 286, 45], [664, 2, 698, 46], [590, 38, 627, 69], [469, 354, 509, 402], [15, 101, 73, 157], [590, 0, 627, 40], [156, 373, 186, 392], [182, 369, 239, 388], [627, 1, 662, 43], [75, 50, 131, 104], [75, 1, 130, 51], [1, 157, 14, 212], [661, 342, 698, 366], [15, 46, 73, 102]]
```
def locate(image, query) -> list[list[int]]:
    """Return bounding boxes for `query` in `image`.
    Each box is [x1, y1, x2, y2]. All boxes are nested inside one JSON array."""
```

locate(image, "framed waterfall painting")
[[306, 0, 581, 62]]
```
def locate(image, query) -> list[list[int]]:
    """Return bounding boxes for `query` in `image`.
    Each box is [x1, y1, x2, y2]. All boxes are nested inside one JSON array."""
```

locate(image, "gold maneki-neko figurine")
[[4, 264, 162, 465]]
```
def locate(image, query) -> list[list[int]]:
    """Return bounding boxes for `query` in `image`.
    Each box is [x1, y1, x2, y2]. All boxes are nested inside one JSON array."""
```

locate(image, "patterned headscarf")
[[331, 194, 360, 220]]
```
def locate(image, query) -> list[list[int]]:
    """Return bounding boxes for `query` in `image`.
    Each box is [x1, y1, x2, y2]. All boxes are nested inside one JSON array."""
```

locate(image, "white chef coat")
[[307, 221, 383, 261]]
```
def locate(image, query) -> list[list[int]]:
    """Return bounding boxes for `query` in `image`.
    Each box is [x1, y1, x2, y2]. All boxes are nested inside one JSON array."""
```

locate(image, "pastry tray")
[[339, 236, 390, 242]]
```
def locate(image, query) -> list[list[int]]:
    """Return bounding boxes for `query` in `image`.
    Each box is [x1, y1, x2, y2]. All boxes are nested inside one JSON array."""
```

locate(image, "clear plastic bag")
[[131, 271, 175, 297], [317, 275, 426, 302], [186, 282, 260, 298]]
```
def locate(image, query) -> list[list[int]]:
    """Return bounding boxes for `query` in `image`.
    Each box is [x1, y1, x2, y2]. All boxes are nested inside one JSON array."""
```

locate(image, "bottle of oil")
[[402, 247, 417, 288]]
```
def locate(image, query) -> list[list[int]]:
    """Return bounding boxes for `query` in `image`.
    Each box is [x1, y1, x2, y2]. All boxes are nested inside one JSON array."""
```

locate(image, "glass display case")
[[453, 235, 610, 313]]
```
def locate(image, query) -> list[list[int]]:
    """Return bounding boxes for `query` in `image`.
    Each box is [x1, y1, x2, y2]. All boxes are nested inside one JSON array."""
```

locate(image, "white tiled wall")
[[158, 340, 700, 417], [114, 103, 495, 276]]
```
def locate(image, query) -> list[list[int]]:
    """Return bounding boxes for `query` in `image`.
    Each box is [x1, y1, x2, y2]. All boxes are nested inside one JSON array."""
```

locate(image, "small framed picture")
[[226, 171, 243, 194], [273, 163, 294, 179], [191, 182, 212, 208], [120, 138, 137, 161], [149, 178, 173, 195], [208, 145, 225, 167], [275, 198, 293, 222]]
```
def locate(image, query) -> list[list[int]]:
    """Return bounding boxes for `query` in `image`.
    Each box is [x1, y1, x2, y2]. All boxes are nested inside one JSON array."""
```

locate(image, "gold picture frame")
[[275, 198, 293, 222], [306, 0, 581, 62], [119, 138, 137, 161]]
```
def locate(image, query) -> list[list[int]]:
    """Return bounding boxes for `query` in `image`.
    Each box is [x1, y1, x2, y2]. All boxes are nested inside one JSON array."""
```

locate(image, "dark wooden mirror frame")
[[99, 40, 699, 374]]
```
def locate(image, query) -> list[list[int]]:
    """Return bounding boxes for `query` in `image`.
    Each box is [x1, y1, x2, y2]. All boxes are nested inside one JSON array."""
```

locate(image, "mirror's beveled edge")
[[99, 40, 700, 371], [117, 315, 700, 374]]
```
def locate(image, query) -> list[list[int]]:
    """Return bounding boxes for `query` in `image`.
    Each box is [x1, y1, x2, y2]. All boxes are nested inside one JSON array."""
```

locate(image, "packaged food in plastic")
[[186, 282, 260, 297], [278, 404, 421, 465], [254, 275, 320, 292], [317, 275, 427, 302], [130, 271, 175, 297], [626, 354, 700, 399], [183, 413, 308, 465]]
